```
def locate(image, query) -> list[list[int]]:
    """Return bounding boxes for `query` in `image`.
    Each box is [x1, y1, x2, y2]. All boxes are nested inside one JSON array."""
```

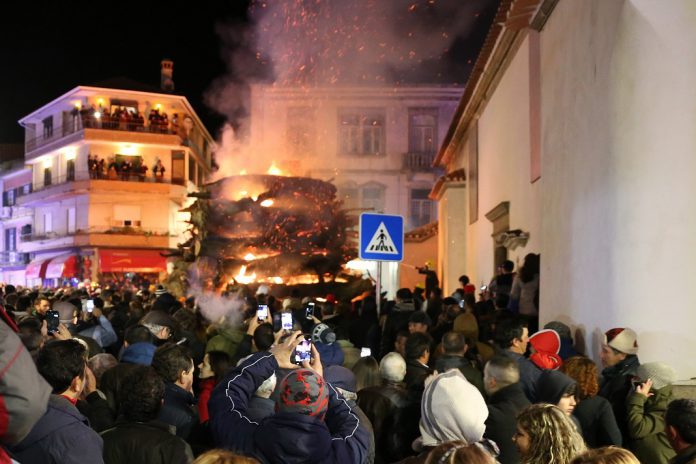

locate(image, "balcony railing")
[[26, 115, 180, 152], [0, 251, 30, 267], [22, 226, 175, 242], [28, 169, 185, 194], [403, 152, 436, 171]]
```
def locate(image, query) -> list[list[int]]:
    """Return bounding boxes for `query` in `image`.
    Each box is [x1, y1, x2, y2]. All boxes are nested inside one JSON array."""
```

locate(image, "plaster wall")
[[540, 0, 696, 377]]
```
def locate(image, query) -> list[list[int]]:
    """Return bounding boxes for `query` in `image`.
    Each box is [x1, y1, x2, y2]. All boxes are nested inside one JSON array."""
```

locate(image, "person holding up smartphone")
[[208, 331, 370, 464]]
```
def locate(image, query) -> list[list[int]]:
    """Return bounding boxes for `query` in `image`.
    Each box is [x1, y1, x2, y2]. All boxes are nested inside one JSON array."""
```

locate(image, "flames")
[[234, 265, 257, 284], [267, 162, 283, 176]]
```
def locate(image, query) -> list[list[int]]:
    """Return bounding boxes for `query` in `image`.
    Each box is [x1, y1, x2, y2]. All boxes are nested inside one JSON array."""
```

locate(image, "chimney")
[[161, 59, 175, 92]]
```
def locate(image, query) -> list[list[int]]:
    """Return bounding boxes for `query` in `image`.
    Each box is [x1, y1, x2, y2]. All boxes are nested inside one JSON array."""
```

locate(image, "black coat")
[[573, 395, 622, 447], [599, 355, 640, 439], [101, 419, 193, 464], [380, 302, 415, 358], [484, 383, 530, 464], [404, 360, 431, 402], [434, 354, 486, 397], [357, 383, 420, 463], [158, 382, 198, 440]]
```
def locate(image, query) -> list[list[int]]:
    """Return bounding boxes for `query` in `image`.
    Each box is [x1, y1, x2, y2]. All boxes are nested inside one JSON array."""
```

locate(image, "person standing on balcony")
[[121, 159, 132, 181], [153, 160, 166, 182], [88, 155, 96, 179]]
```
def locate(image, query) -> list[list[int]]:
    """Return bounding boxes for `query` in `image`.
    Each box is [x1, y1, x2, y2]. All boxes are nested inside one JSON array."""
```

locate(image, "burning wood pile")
[[171, 174, 357, 292]]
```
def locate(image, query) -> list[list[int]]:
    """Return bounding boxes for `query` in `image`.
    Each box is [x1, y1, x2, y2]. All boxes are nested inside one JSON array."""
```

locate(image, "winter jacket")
[[209, 352, 369, 464], [76, 391, 115, 432], [206, 326, 247, 360], [100, 362, 140, 414], [626, 386, 676, 464], [119, 341, 156, 365], [101, 419, 193, 464], [434, 354, 486, 397], [599, 354, 640, 439], [504, 350, 541, 402], [158, 382, 198, 440], [380, 301, 415, 358], [8, 395, 104, 464], [672, 444, 696, 464], [247, 396, 276, 423], [357, 382, 420, 463], [404, 359, 431, 402], [0, 319, 52, 462], [573, 395, 622, 447], [509, 274, 539, 316], [485, 382, 530, 464], [78, 315, 118, 348]]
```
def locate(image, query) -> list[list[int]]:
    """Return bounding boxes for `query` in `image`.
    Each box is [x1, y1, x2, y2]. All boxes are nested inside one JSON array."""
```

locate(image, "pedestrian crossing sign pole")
[[359, 213, 404, 316]]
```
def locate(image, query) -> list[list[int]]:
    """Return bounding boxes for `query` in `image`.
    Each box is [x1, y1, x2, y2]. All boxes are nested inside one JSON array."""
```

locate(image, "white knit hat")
[[605, 328, 638, 355], [419, 369, 488, 446]]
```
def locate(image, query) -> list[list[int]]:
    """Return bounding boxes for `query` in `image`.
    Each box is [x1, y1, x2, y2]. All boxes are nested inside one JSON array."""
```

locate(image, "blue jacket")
[[9, 395, 104, 464], [120, 342, 156, 365], [209, 352, 369, 464]]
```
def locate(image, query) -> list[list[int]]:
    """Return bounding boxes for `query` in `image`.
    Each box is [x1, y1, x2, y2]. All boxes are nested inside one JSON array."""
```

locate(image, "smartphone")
[[305, 302, 315, 320], [480, 284, 488, 291], [281, 312, 293, 331], [257, 304, 269, 322], [85, 299, 94, 313], [46, 310, 60, 333], [360, 347, 371, 358], [294, 337, 312, 364]]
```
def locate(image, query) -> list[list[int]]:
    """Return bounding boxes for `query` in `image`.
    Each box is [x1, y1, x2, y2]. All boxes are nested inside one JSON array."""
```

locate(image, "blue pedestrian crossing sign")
[[359, 213, 404, 262]]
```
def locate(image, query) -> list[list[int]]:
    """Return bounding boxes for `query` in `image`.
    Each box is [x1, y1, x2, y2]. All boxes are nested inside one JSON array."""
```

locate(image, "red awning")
[[99, 249, 167, 273], [45, 254, 78, 279], [25, 257, 52, 279]]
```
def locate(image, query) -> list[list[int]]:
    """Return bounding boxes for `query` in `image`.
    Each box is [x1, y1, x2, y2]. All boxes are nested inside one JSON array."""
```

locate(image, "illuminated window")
[[338, 109, 385, 155]]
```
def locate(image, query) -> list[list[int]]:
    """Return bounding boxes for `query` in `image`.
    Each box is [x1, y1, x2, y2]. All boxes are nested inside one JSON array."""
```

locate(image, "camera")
[[257, 304, 269, 322], [294, 336, 312, 364], [46, 310, 60, 333]]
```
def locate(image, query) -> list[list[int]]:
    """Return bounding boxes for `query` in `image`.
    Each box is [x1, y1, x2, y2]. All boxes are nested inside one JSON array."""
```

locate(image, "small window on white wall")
[[113, 205, 142, 228], [67, 208, 76, 234], [44, 212, 53, 233]]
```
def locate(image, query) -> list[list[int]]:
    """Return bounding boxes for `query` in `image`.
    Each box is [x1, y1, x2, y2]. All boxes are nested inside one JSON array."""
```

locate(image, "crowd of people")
[[0, 254, 694, 464], [72, 105, 177, 135], [87, 155, 166, 182]]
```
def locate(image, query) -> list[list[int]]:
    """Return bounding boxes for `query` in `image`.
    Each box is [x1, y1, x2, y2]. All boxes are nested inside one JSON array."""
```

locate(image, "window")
[[42, 116, 54, 139], [5, 228, 16, 252], [171, 151, 185, 185], [44, 213, 53, 234], [44, 167, 52, 187], [2, 190, 15, 207], [337, 183, 360, 210], [361, 183, 385, 212], [287, 107, 315, 157], [21, 184, 32, 195], [67, 208, 76, 234], [410, 188, 434, 228], [66, 159, 75, 182], [409, 108, 438, 154], [338, 109, 385, 155], [188, 156, 196, 183]]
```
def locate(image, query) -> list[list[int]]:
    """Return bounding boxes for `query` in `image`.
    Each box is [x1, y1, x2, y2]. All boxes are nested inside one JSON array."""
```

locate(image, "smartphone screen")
[[257, 304, 268, 321], [281, 313, 293, 331], [46, 310, 60, 333], [305, 302, 315, 319], [294, 338, 312, 364], [86, 300, 94, 312], [360, 347, 371, 358]]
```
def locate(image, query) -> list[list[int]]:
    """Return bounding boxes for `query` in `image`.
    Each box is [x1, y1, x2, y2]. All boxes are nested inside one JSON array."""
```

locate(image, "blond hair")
[[517, 404, 586, 464], [570, 447, 640, 464], [193, 449, 260, 464]]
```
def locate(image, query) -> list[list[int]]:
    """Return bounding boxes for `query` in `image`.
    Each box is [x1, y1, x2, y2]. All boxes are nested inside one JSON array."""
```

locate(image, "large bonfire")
[[167, 169, 357, 295]]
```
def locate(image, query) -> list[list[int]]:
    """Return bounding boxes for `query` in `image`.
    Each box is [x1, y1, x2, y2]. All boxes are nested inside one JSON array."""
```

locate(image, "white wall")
[[541, 0, 696, 378]]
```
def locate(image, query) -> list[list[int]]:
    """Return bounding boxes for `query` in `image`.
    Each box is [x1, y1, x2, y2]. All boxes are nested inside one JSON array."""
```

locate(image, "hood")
[[120, 341, 156, 365], [315, 341, 345, 367], [529, 351, 563, 370], [216, 326, 246, 342], [13, 395, 85, 450], [420, 369, 487, 446], [255, 412, 333, 463], [536, 370, 576, 405]]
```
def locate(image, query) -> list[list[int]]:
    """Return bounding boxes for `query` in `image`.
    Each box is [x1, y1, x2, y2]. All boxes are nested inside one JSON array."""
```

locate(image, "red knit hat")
[[529, 329, 562, 370]]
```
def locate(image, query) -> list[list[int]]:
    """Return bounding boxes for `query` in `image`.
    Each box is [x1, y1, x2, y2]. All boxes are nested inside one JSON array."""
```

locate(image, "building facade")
[[6, 79, 214, 287], [0, 162, 33, 285], [434, 0, 696, 377]]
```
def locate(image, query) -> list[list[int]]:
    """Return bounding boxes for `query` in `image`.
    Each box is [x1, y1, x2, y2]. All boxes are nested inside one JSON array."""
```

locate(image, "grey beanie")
[[635, 362, 677, 390]]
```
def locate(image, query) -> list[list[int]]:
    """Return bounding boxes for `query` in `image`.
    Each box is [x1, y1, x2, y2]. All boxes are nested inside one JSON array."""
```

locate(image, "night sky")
[[0, 0, 499, 145]]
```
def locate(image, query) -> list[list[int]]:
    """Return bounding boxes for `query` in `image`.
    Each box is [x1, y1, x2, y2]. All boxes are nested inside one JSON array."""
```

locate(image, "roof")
[[429, 168, 466, 200], [405, 221, 439, 243], [433, 0, 554, 168], [88, 77, 180, 96]]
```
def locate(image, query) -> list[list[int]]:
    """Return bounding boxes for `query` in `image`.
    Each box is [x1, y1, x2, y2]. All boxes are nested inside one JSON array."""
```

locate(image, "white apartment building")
[[0, 162, 33, 285], [10, 71, 214, 287]]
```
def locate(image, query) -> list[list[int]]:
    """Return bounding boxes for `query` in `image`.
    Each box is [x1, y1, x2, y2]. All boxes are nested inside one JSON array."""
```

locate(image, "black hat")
[[409, 311, 432, 327]]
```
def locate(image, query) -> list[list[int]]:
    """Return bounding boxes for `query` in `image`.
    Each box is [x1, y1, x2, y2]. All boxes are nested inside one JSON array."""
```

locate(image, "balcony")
[[402, 152, 436, 171], [25, 116, 182, 159], [20, 226, 175, 253], [0, 251, 30, 267], [0, 206, 33, 220]]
